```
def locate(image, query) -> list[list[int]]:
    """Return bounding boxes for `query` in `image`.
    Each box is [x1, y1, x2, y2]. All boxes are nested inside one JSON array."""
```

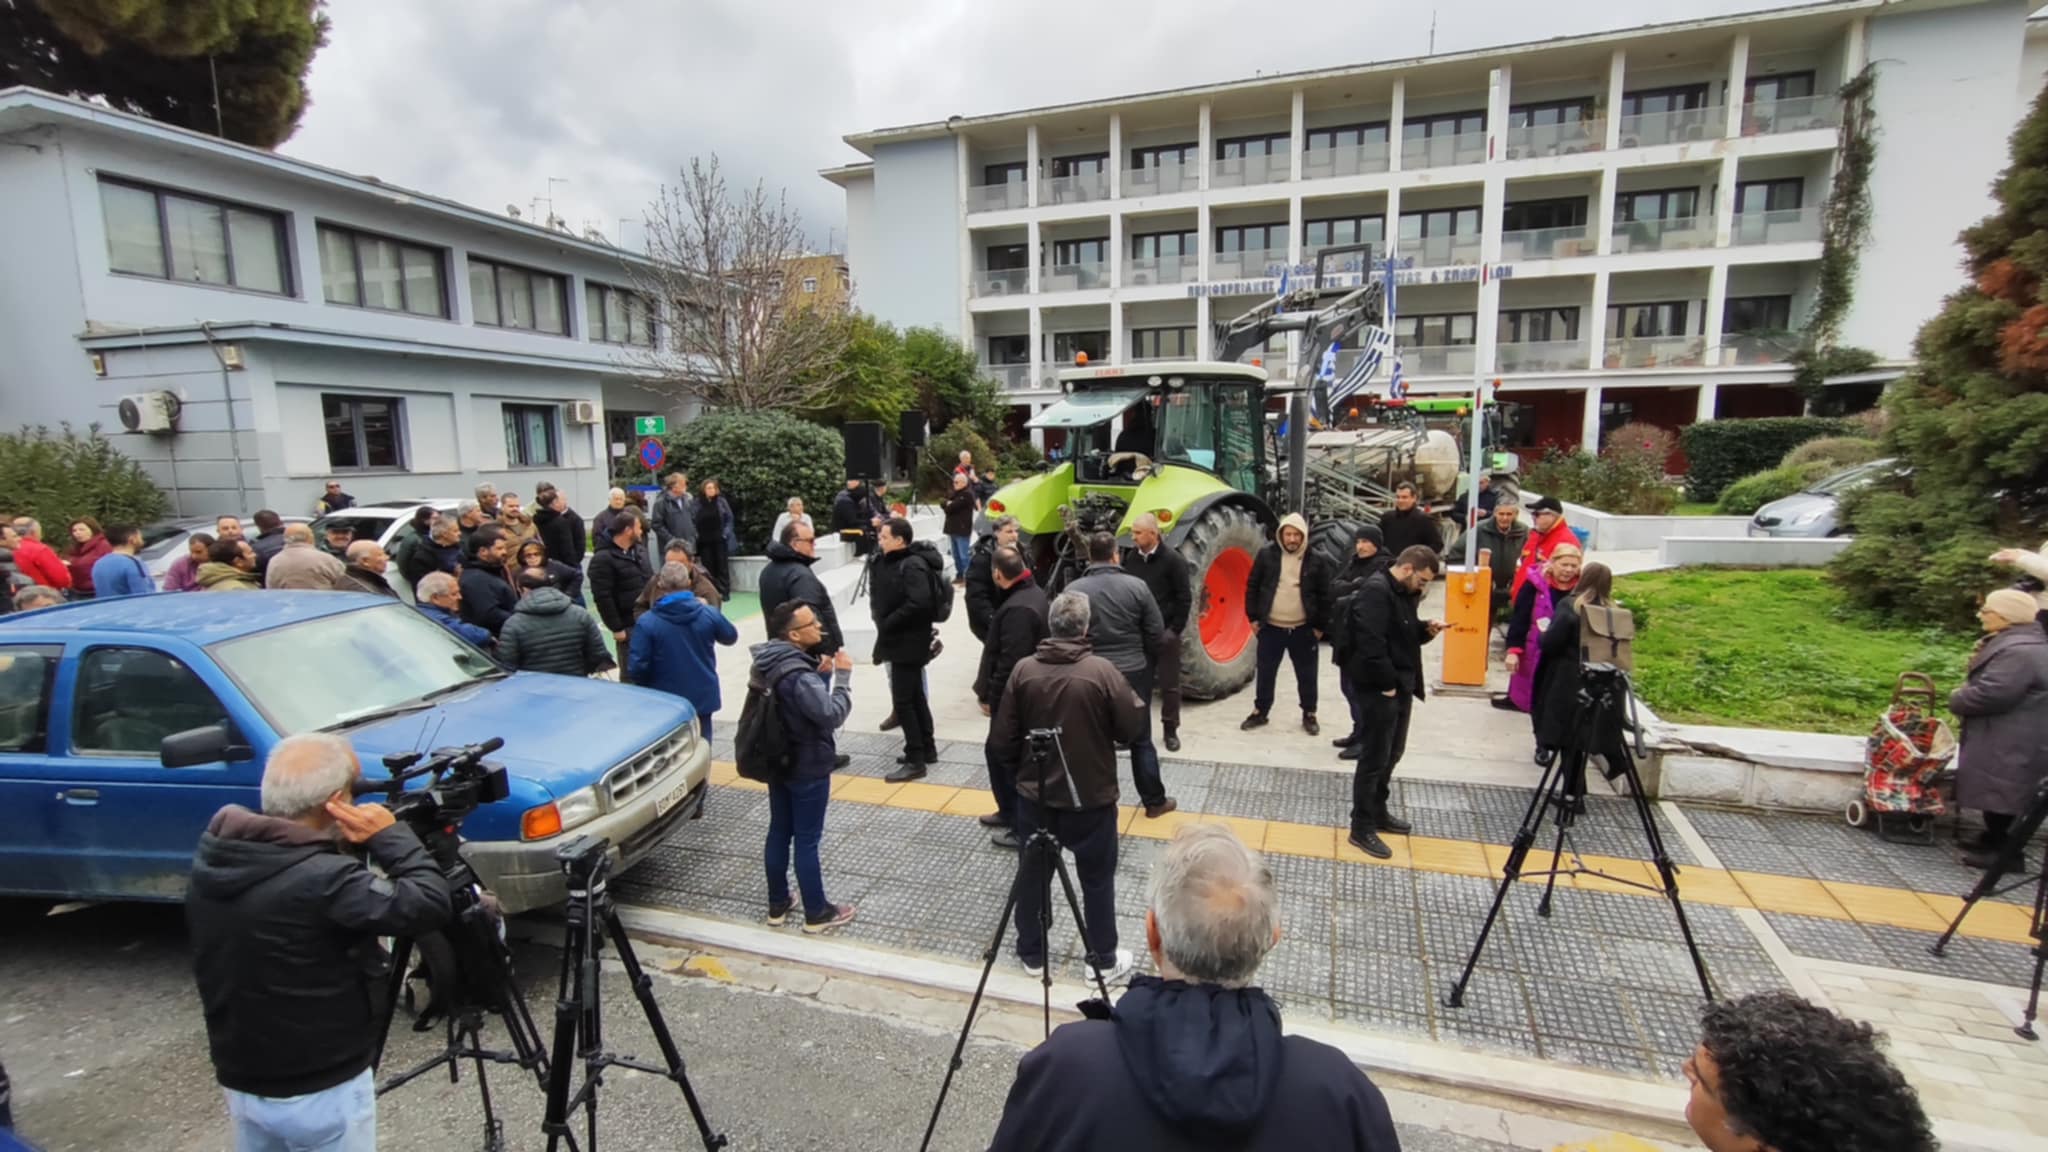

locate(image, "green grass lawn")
[[1672, 502, 1724, 517], [1615, 568, 1975, 734]]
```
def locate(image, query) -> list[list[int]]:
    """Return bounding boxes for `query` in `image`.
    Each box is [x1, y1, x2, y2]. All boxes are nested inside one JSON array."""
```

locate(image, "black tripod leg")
[[602, 912, 728, 1150], [371, 935, 415, 1074], [464, 1015, 507, 1152], [1537, 811, 1570, 917], [1932, 850, 2019, 956], [919, 873, 1025, 1152], [2017, 946, 2045, 1042], [1615, 748, 1715, 1001], [1448, 758, 1565, 1008], [542, 895, 589, 1152]]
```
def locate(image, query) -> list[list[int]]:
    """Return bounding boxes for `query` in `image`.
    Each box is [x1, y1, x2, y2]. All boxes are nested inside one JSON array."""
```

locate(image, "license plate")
[[654, 779, 690, 818]]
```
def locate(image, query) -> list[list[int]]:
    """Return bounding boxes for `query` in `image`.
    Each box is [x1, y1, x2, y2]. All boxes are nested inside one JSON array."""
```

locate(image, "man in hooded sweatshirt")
[[1242, 512, 1333, 735], [629, 561, 739, 739], [499, 570, 614, 677], [989, 823, 1400, 1152]]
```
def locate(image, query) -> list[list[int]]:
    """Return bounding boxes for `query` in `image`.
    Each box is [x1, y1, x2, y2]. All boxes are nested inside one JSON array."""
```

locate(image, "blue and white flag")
[[1388, 353, 1409, 400], [1316, 341, 1340, 383], [1330, 326, 1394, 405]]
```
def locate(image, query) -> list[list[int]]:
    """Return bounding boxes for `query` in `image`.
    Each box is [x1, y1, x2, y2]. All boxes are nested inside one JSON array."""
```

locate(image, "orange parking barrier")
[[1441, 548, 1491, 687]]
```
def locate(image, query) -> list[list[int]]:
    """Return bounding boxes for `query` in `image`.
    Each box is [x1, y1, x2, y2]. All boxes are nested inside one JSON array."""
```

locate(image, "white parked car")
[[309, 499, 466, 600], [140, 516, 311, 582]]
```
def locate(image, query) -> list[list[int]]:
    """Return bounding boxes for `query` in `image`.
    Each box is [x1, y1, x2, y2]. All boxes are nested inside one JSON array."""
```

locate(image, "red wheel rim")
[[1199, 546, 1254, 662]]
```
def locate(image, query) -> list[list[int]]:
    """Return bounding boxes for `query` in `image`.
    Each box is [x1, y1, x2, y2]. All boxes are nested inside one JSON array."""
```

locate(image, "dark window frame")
[[1501, 197, 1590, 233], [1498, 306, 1582, 343], [1215, 132, 1291, 159], [1507, 97, 1596, 129], [987, 334, 1030, 364], [97, 175, 293, 296], [1130, 326, 1198, 359], [469, 257, 571, 336], [585, 281, 656, 346], [1616, 186, 1702, 224], [984, 161, 1027, 187], [1745, 71, 1816, 103], [1397, 206, 1484, 238], [502, 402, 561, 468], [317, 222, 449, 318], [1050, 237, 1110, 266], [1734, 178, 1804, 215], [1215, 223, 1289, 253], [1303, 214, 1386, 248], [1607, 300, 1699, 339], [1050, 330, 1111, 362], [1619, 83, 1710, 117], [321, 392, 408, 473], [1401, 110, 1486, 139], [1304, 121, 1389, 151], [1395, 312, 1480, 347], [1048, 152, 1110, 179], [1130, 142, 1199, 170], [985, 243, 1029, 271], [1723, 294, 1794, 333], [1130, 230, 1196, 259]]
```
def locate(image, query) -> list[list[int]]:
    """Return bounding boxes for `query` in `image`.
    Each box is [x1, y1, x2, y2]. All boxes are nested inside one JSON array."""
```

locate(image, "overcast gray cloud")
[[282, 0, 1803, 250]]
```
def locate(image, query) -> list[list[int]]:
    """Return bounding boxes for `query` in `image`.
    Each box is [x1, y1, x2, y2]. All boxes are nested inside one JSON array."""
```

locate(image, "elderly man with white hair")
[[186, 733, 452, 1152], [990, 824, 1400, 1152], [414, 570, 494, 649], [339, 540, 397, 598], [769, 496, 813, 548], [264, 522, 350, 591]]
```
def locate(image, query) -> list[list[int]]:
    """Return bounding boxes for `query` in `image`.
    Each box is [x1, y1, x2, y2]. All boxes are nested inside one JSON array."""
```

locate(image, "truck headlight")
[[522, 786, 601, 839], [554, 785, 602, 831]]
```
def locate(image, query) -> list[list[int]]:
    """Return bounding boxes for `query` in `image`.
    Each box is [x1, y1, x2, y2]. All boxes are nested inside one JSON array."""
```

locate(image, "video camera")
[[355, 737, 511, 834]]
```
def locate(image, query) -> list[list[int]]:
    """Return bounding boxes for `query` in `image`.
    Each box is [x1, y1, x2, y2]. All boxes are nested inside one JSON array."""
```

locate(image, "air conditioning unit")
[[117, 390, 181, 434], [985, 280, 1008, 296], [1131, 271, 1154, 286], [565, 399, 600, 425]]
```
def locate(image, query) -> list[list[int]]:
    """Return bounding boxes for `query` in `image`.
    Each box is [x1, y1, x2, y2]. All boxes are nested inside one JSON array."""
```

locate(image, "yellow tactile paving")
[[705, 763, 2027, 947], [1482, 842, 1574, 887]]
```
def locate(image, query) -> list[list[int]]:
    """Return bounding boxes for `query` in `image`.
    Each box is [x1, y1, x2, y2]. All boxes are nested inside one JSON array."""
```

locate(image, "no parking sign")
[[638, 437, 666, 472]]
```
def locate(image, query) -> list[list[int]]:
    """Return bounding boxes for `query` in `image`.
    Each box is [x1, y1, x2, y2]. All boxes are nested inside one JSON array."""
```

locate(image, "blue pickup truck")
[[0, 592, 709, 916]]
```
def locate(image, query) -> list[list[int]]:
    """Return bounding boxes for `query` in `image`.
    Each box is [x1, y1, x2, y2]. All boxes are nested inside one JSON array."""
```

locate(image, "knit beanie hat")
[[1983, 587, 2039, 626]]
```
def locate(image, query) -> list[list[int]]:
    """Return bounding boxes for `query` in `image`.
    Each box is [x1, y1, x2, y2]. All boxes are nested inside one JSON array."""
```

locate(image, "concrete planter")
[[1556, 498, 1750, 552], [1657, 535, 1852, 568]]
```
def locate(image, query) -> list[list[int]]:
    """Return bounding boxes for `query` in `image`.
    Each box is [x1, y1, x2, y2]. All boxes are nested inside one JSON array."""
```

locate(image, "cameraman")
[[993, 591, 1146, 983], [187, 733, 454, 1152]]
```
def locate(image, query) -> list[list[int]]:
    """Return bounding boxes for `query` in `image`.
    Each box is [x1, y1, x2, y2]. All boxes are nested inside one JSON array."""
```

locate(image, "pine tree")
[[1832, 82, 2048, 626]]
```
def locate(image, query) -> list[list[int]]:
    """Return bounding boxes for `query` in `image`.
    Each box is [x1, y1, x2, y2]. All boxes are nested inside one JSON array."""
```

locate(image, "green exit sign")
[[634, 416, 667, 436]]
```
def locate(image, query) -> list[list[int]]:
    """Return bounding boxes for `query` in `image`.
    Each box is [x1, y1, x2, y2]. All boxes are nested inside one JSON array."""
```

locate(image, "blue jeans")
[[224, 1068, 375, 1152], [948, 534, 972, 578], [765, 775, 832, 919]]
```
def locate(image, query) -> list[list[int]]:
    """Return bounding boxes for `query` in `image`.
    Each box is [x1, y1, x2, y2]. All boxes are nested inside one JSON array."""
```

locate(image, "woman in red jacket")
[[66, 517, 110, 598]]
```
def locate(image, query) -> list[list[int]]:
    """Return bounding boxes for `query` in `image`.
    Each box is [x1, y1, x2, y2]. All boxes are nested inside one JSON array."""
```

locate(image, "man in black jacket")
[[1124, 512, 1191, 752], [533, 488, 587, 569], [187, 733, 452, 1150], [498, 570, 614, 676], [589, 508, 650, 673], [974, 546, 1049, 847], [1342, 545, 1444, 858], [871, 517, 943, 781], [966, 515, 1019, 642], [989, 823, 1400, 1152], [830, 480, 871, 555], [1243, 512, 1332, 735], [457, 525, 519, 637], [759, 520, 844, 657], [1067, 532, 1175, 818], [651, 471, 698, 557], [1327, 524, 1389, 759], [1378, 481, 1445, 557], [248, 509, 288, 579]]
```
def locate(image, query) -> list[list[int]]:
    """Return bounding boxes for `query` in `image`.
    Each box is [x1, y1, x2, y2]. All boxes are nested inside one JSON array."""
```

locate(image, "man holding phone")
[[1341, 546, 1445, 859]]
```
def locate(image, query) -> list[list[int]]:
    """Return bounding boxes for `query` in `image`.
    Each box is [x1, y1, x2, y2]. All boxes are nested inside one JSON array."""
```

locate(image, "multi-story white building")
[[826, 0, 2047, 460], [0, 88, 698, 518]]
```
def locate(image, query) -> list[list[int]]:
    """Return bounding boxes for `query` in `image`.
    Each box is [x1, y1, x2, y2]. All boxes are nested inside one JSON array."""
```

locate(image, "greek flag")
[[1388, 353, 1408, 400], [1329, 326, 1394, 405]]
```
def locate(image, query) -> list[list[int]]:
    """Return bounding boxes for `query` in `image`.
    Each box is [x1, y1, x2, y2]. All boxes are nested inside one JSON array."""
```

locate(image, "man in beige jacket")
[[264, 524, 350, 591]]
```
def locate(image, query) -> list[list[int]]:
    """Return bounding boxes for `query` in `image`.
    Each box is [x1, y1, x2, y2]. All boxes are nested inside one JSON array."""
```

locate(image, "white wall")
[[1846, 1, 2029, 358], [865, 138, 966, 334], [0, 135, 93, 429], [842, 172, 876, 308]]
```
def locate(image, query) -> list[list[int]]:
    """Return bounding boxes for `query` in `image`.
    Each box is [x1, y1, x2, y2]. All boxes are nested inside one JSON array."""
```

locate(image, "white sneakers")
[[1088, 949, 1135, 987]]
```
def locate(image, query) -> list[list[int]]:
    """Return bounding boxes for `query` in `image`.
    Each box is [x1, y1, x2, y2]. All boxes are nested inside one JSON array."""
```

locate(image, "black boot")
[[1348, 828, 1392, 860], [1376, 807, 1412, 835], [1164, 729, 1181, 753], [1337, 744, 1363, 761], [1331, 735, 1358, 748]]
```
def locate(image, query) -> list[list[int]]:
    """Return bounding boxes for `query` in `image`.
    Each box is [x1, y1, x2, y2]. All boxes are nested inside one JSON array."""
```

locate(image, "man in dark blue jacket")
[[989, 823, 1399, 1152], [752, 601, 857, 933], [629, 562, 739, 739]]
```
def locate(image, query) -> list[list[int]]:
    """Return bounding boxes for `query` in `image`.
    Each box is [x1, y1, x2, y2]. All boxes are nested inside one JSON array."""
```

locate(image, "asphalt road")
[[1, 904, 1522, 1152]]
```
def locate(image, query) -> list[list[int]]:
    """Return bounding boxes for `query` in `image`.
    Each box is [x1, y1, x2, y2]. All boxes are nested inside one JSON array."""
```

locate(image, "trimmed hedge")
[[1681, 417, 1857, 503], [660, 411, 844, 553]]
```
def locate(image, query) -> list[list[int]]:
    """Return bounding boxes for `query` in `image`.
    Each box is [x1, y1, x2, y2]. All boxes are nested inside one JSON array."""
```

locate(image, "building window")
[[1303, 215, 1385, 250], [1216, 223, 1288, 253], [1305, 122, 1389, 151], [1499, 307, 1581, 343], [1396, 313, 1478, 346], [1598, 398, 1637, 442], [1620, 84, 1709, 117], [1734, 178, 1803, 214], [1397, 206, 1482, 240], [1216, 132, 1289, 158], [1745, 72, 1815, 103], [98, 178, 288, 294], [317, 224, 446, 317], [1131, 231, 1196, 259], [802, 277, 819, 294], [1048, 153, 1109, 178], [322, 394, 405, 471], [1608, 301, 1697, 339], [984, 161, 1026, 187], [987, 334, 1030, 364], [1616, 187, 1701, 223], [986, 243, 1028, 271], [1507, 98, 1595, 130], [469, 258, 569, 335], [1501, 198, 1589, 232], [1724, 295, 1794, 333], [502, 403, 559, 468], [1130, 142, 1197, 169], [1050, 238, 1108, 266], [1051, 331, 1110, 363], [584, 282, 654, 346], [1401, 110, 1485, 140], [1131, 327, 1198, 359]]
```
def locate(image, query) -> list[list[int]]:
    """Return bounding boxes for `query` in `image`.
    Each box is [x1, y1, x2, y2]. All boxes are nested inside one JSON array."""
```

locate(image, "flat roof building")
[[826, 0, 2047, 458]]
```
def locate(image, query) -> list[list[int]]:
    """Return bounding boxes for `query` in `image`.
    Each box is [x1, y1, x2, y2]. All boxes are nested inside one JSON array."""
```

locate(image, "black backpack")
[[735, 667, 800, 782], [926, 554, 956, 623]]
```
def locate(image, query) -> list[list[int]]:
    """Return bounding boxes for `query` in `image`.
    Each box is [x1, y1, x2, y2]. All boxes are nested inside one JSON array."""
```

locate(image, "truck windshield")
[[210, 604, 499, 735]]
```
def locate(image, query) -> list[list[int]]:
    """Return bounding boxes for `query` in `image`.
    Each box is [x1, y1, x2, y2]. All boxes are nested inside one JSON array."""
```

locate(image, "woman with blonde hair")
[[1500, 542, 1583, 722]]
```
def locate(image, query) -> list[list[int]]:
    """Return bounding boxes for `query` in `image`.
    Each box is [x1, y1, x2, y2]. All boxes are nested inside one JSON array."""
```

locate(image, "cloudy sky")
[[282, 0, 1801, 249]]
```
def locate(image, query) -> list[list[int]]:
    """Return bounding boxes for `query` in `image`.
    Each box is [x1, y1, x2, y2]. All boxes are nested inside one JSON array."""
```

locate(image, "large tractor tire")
[[1308, 518, 1362, 577], [1177, 503, 1268, 700]]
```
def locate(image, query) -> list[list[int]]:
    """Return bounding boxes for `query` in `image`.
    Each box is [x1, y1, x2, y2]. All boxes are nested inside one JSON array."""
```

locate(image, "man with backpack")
[[871, 517, 950, 782], [744, 601, 858, 934]]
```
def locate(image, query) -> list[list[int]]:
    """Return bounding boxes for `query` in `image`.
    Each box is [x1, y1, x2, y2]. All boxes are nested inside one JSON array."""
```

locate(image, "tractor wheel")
[[1308, 518, 1362, 577], [1177, 503, 1267, 700]]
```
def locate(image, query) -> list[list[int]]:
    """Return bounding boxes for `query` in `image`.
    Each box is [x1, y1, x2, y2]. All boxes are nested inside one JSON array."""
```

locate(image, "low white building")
[[825, 0, 2048, 461], [0, 88, 699, 519]]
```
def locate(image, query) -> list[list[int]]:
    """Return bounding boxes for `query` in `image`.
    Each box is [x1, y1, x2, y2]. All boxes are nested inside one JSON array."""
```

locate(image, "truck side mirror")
[[161, 721, 255, 769]]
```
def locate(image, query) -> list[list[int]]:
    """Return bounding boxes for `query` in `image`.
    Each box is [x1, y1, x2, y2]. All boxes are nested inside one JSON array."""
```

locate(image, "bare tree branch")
[[627, 156, 849, 411]]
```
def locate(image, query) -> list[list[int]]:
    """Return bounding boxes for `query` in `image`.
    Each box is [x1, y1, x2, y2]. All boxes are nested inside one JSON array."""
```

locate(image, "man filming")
[[186, 733, 454, 1152], [992, 591, 1146, 983]]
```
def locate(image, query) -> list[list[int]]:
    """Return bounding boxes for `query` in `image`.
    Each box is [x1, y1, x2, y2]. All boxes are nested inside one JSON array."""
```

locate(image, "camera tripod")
[[919, 727, 1116, 1152], [541, 834, 726, 1152], [1445, 665, 1716, 1008], [1929, 776, 2048, 1040]]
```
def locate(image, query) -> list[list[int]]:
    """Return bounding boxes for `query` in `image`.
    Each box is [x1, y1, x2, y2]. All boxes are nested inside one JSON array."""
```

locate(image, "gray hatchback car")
[[1749, 457, 1898, 538]]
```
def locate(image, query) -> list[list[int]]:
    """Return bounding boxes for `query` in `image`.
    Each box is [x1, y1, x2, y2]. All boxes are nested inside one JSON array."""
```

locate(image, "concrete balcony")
[[1401, 129, 1488, 171], [1408, 232, 1482, 268], [1406, 344, 1477, 377], [1125, 160, 1198, 196], [1041, 170, 1111, 205], [1210, 247, 1292, 279], [1504, 119, 1605, 160], [1720, 331, 1803, 366], [1302, 141, 1391, 180], [1499, 223, 1596, 261], [1124, 253, 1197, 286], [1742, 94, 1840, 136], [1496, 340, 1590, 373], [1611, 214, 1715, 254], [1041, 261, 1111, 292], [1614, 104, 1724, 149], [982, 363, 1034, 391], [1604, 336, 1708, 369], [971, 268, 1029, 298], [968, 182, 1029, 214], [1211, 151, 1292, 189], [1730, 206, 1823, 246]]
